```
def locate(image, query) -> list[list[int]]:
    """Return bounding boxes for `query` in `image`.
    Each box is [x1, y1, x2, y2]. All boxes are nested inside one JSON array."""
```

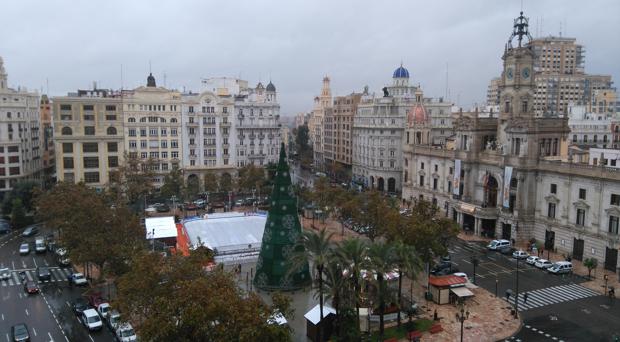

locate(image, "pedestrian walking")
[[523, 292, 529, 304]]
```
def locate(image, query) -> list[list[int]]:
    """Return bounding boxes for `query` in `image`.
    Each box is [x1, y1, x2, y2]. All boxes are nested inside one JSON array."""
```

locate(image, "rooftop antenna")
[[149, 60, 152, 74], [444, 62, 449, 100], [46, 78, 49, 95], [120, 64, 124, 91], [559, 21, 562, 37], [164, 71, 167, 88]]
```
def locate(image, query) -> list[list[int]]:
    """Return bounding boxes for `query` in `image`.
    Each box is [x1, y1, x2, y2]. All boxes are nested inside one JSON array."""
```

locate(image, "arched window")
[[61, 127, 72, 135], [615, 126, 619, 133], [128, 117, 136, 123], [170, 118, 178, 123], [160, 118, 166, 123], [140, 117, 147, 122], [107, 127, 117, 135], [604, 135, 608, 142], [594, 135, 598, 142]]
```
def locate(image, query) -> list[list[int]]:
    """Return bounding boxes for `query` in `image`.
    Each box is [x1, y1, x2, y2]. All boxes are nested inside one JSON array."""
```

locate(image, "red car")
[[24, 281, 39, 294]]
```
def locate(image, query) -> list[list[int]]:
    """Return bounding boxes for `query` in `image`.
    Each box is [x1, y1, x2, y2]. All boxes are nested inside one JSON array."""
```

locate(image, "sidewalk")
[[398, 276, 521, 342]]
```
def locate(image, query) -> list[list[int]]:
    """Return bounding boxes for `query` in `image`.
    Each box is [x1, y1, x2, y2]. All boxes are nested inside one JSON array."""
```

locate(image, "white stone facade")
[[0, 56, 42, 196]]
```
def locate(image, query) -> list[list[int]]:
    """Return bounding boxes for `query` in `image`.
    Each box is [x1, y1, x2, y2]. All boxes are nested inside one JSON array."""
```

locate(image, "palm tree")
[[288, 228, 334, 341], [367, 241, 396, 339], [335, 238, 368, 333], [392, 240, 424, 327], [322, 257, 355, 339]]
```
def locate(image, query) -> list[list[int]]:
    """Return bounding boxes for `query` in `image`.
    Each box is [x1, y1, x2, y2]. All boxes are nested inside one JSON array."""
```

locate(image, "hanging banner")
[[453, 159, 461, 196], [503, 166, 513, 208]]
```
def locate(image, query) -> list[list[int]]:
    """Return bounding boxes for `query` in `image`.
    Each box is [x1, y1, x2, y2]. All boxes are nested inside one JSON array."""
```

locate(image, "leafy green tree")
[[184, 176, 200, 199], [367, 241, 396, 339], [322, 257, 356, 339], [108, 153, 156, 206], [237, 164, 266, 193], [350, 190, 400, 241], [2, 180, 39, 214], [36, 182, 144, 281], [203, 171, 219, 192], [584, 258, 598, 279], [295, 124, 313, 169], [160, 166, 184, 199], [10, 198, 28, 229], [288, 228, 334, 342], [116, 250, 291, 342], [219, 173, 233, 192]]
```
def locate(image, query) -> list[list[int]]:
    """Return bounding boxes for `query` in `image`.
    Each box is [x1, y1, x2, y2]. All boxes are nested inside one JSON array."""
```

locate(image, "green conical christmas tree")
[[254, 143, 311, 291]]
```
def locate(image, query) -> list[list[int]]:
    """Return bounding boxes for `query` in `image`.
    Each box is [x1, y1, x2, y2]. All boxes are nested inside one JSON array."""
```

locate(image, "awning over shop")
[[451, 287, 475, 298], [460, 203, 476, 214]]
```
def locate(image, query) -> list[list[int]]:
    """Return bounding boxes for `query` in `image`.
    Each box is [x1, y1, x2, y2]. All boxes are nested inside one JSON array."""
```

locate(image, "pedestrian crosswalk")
[[505, 283, 600, 311], [0, 267, 73, 287]]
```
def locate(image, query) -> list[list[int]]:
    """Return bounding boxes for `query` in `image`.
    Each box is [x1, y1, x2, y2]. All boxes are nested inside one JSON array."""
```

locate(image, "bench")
[[429, 324, 444, 334], [407, 330, 423, 339]]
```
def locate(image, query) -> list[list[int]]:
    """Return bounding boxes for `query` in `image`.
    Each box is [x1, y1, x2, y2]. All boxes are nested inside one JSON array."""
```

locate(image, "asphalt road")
[[0, 226, 116, 342], [449, 238, 620, 341]]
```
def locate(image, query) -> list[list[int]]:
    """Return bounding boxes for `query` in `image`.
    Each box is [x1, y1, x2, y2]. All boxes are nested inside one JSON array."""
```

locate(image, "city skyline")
[[1, 0, 618, 115]]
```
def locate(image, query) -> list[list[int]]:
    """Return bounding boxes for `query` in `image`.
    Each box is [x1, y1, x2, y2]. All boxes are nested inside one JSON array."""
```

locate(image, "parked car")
[[512, 250, 529, 259], [97, 303, 111, 319], [453, 272, 470, 283], [36, 266, 51, 281], [487, 239, 511, 251], [24, 281, 39, 295], [0, 221, 10, 234], [19, 243, 30, 255], [105, 310, 121, 331], [155, 204, 170, 213], [193, 199, 206, 209], [72, 298, 91, 315], [68, 272, 88, 286], [184, 202, 198, 211], [534, 259, 554, 269], [525, 255, 539, 265], [35, 236, 46, 254], [431, 262, 458, 276], [56, 248, 71, 267], [548, 261, 573, 274], [82, 308, 103, 331], [115, 323, 137, 342], [235, 199, 245, 206], [11, 323, 30, 342], [499, 246, 516, 255], [0, 267, 11, 281], [21, 225, 39, 237]]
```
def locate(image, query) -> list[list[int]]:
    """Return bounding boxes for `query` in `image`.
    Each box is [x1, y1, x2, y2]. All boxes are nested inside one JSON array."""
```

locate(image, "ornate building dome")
[[266, 81, 276, 92], [407, 103, 428, 127], [393, 64, 410, 78]]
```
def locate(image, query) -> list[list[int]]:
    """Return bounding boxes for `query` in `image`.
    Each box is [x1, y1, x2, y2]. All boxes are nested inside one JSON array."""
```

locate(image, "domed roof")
[[393, 64, 409, 78], [256, 82, 264, 90], [266, 81, 276, 92], [407, 103, 428, 127]]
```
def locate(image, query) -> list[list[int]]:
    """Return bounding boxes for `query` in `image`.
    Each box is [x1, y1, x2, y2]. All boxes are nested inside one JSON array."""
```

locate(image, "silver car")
[[0, 268, 11, 280], [19, 243, 30, 255]]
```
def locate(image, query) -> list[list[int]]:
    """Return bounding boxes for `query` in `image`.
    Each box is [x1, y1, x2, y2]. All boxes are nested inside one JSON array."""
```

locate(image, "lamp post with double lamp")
[[514, 255, 520, 317], [495, 277, 499, 297], [455, 302, 470, 342]]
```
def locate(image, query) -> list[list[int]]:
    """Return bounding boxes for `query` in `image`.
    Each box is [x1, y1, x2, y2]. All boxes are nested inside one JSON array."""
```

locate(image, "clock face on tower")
[[522, 67, 530, 79], [507, 68, 514, 80]]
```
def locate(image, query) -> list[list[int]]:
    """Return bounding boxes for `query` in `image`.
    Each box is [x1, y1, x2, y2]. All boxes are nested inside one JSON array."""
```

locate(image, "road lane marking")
[[25, 308, 29, 316], [462, 259, 471, 264], [5, 333, 9, 342], [11, 261, 15, 269], [48, 332, 53, 340], [32, 327, 37, 336], [1, 313, 3, 320], [89, 334, 95, 342], [33, 257, 38, 267], [44, 259, 49, 266]]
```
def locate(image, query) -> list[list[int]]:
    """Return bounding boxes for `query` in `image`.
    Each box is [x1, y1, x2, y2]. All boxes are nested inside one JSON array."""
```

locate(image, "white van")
[[548, 261, 573, 274], [35, 237, 46, 254], [82, 308, 103, 331], [487, 239, 511, 251]]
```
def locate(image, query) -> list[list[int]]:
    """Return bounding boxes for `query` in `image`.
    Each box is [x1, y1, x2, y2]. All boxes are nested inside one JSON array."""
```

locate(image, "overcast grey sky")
[[1, 0, 618, 115]]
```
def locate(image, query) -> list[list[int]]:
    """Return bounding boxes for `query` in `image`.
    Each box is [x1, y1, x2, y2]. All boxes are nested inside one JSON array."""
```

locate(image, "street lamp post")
[[495, 278, 499, 297], [604, 274, 609, 295], [471, 256, 479, 285], [455, 302, 470, 342], [514, 256, 520, 317]]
